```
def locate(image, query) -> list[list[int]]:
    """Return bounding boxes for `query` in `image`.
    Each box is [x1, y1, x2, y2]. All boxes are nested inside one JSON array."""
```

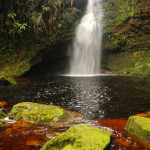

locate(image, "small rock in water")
[[9, 102, 84, 127], [26, 140, 45, 147], [0, 101, 7, 106], [126, 116, 150, 144]]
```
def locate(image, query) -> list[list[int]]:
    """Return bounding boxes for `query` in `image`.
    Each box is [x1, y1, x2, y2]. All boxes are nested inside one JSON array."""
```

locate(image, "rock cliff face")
[[0, 0, 88, 84], [103, 0, 150, 75], [1, 0, 150, 81], [38, 0, 150, 76]]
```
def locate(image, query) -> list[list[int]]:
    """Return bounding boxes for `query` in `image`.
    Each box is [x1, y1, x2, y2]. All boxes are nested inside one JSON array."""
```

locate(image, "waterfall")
[[70, 0, 103, 75]]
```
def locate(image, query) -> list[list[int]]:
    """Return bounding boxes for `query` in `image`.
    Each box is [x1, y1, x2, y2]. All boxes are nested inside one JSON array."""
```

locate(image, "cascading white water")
[[70, 0, 103, 75]]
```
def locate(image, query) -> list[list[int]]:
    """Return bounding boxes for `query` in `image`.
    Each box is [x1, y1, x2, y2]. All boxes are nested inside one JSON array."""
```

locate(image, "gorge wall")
[[0, 0, 87, 84], [103, 0, 150, 76], [1, 0, 150, 85]]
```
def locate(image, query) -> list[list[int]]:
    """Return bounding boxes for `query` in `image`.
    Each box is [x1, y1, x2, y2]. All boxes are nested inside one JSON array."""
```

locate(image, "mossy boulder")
[[0, 73, 16, 86], [41, 124, 112, 150], [0, 109, 7, 119], [125, 116, 150, 143], [9, 102, 74, 125]]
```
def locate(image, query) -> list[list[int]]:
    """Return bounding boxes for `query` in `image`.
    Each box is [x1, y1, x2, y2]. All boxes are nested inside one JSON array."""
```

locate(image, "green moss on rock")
[[125, 116, 150, 143], [9, 102, 73, 124], [0, 109, 7, 119], [41, 124, 112, 150], [0, 102, 7, 119], [104, 1, 150, 51], [0, 73, 16, 86], [104, 50, 150, 76], [0, 121, 3, 128]]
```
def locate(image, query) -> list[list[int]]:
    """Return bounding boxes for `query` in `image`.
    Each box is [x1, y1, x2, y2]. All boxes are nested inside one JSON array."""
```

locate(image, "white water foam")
[[70, 0, 104, 75]]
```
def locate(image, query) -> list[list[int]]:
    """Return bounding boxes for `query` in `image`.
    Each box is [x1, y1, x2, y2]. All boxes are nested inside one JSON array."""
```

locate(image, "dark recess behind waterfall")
[[22, 48, 121, 78]]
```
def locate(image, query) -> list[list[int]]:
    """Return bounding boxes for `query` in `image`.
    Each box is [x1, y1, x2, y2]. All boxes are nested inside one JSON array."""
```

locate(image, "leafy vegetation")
[[0, 0, 85, 81], [104, 0, 150, 51], [104, 0, 142, 27], [0, 0, 83, 55]]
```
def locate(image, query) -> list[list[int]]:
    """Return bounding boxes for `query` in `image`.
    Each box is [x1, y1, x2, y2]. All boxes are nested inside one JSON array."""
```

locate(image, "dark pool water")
[[1, 75, 150, 120], [1, 74, 150, 149]]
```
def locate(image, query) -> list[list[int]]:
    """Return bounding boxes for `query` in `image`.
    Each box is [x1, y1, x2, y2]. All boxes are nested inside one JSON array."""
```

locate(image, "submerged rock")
[[26, 140, 45, 147], [41, 124, 112, 150], [9, 102, 82, 126], [125, 116, 150, 143]]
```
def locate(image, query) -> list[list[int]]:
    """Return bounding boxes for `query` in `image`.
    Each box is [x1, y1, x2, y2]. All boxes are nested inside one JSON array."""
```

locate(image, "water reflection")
[[1, 75, 150, 120], [70, 77, 105, 120]]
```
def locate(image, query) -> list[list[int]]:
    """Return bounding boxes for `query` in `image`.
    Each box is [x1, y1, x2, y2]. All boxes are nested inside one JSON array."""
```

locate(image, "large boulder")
[[125, 116, 150, 143], [41, 124, 112, 150], [9, 102, 81, 126]]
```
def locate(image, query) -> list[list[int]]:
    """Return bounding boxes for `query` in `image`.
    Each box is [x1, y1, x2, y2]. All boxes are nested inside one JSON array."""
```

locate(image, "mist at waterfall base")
[[70, 0, 103, 75]]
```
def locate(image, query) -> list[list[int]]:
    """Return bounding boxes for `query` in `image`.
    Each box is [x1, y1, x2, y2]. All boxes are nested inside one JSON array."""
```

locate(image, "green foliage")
[[41, 5, 50, 11], [104, 0, 141, 27], [137, 57, 150, 66], [0, 0, 84, 79], [128, 32, 134, 37], [38, 26, 43, 32], [0, 0, 83, 43], [8, 11, 16, 19], [127, 39, 136, 47], [143, 47, 149, 51], [0, 45, 15, 57], [57, 24, 62, 28], [107, 35, 121, 49], [14, 21, 27, 33]]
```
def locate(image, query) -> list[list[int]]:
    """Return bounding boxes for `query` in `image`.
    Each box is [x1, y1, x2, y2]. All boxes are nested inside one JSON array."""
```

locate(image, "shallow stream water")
[[0, 74, 150, 149]]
